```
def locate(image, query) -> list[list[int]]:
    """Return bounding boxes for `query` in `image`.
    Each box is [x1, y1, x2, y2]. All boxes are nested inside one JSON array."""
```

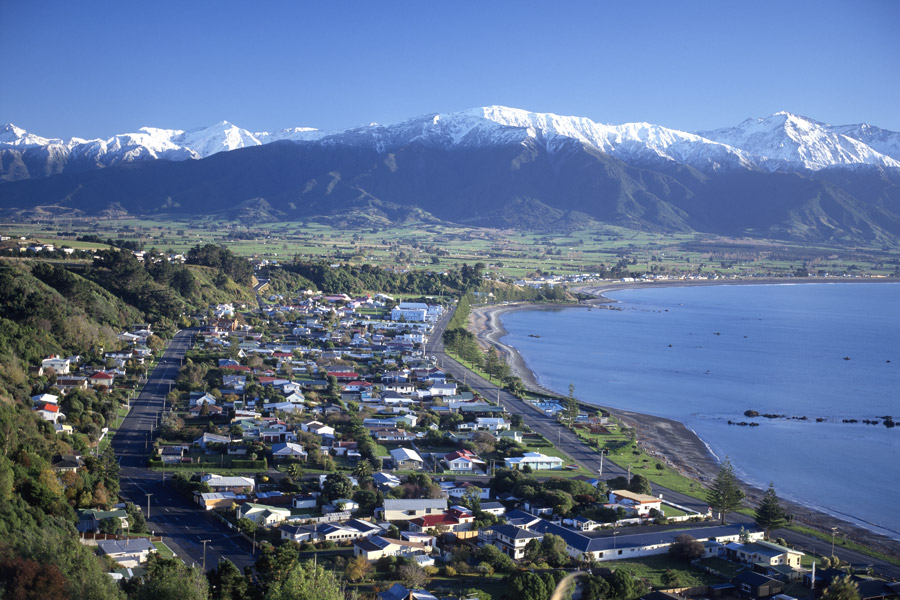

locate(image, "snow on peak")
[[700, 112, 900, 171]]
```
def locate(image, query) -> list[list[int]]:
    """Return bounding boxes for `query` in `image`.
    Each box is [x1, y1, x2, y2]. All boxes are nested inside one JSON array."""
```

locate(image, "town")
[[9, 249, 896, 600]]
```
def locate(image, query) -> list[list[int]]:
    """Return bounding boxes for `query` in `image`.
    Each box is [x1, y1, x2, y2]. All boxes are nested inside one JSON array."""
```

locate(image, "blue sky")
[[2, 1, 898, 139]]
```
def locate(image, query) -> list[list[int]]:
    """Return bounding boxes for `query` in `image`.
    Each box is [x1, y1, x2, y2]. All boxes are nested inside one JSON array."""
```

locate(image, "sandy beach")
[[468, 279, 900, 558]]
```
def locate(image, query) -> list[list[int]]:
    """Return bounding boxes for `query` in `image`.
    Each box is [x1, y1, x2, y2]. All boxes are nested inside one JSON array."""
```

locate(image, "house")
[[479, 501, 506, 516], [391, 302, 429, 322], [380, 498, 447, 521], [504, 452, 564, 470], [271, 442, 308, 461], [726, 540, 804, 569], [96, 538, 157, 568], [53, 376, 88, 392], [390, 447, 424, 470], [301, 421, 335, 438], [472, 417, 510, 432], [281, 519, 381, 543], [34, 402, 63, 423], [353, 535, 429, 560], [202, 474, 256, 493], [324, 499, 360, 514], [42, 355, 70, 374], [378, 583, 439, 600], [442, 449, 487, 473], [189, 392, 217, 407], [196, 491, 248, 510], [189, 403, 224, 417], [479, 524, 544, 559], [370, 428, 416, 442], [607, 490, 662, 517], [733, 570, 785, 599], [237, 503, 291, 526], [373, 472, 402, 491], [31, 393, 59, 405], [291, 495, 318, 510], [88, 371, 115, 388], [76, 509, 129, 532], [408, 508, 475, 533], [158, 446, 186, 464], [523, 513, 764, 562], [194, 432, 231, 450]]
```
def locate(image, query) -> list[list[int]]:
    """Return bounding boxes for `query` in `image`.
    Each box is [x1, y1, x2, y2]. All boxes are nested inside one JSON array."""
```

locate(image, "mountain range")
[[2, 107, 900, 243]]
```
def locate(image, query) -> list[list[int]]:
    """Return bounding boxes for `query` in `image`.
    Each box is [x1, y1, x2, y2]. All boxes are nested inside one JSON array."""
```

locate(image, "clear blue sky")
[[2, 0, 898, 139]]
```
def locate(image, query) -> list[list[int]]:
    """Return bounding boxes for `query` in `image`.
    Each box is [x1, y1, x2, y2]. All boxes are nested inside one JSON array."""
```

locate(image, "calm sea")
[[500, 283, 900, 539]]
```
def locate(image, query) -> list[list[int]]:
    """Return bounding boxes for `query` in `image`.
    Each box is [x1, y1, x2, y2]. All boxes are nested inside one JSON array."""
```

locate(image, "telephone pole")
[[145, 493, 152, 519], [201, 539, 211, 570]]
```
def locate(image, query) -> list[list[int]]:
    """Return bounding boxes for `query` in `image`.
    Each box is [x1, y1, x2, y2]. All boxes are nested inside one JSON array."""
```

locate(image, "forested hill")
[[0, 249, 256, 599]]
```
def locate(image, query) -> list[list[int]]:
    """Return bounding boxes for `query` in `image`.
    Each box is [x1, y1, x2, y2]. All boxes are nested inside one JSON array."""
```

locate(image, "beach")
[[468, 279, 900, 559]]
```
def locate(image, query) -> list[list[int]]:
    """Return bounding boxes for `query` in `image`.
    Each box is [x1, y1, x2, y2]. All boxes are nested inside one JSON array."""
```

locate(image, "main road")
[[425, 306, 900, 580], [112, 329, 256, 571]]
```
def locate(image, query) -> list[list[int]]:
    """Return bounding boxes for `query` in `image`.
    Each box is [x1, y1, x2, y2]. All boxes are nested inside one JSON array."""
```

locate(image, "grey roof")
[[528, 515, 758, 554], [489, 524, 543, 540], [383, 498, 447, 511], [97, 538, 155, 555]]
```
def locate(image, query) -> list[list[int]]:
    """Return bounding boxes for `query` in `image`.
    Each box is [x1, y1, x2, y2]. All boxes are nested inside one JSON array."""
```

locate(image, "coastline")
[[468, 278, 900, 558]]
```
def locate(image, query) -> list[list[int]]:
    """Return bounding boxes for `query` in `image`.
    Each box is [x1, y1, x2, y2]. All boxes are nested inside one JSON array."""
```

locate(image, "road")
[[426, 307, 900, 580], [113, 329, 256, 571]]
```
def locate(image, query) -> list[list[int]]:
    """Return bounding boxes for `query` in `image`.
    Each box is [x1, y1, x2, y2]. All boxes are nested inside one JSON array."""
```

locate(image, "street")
[[112, 329, 256, 571]]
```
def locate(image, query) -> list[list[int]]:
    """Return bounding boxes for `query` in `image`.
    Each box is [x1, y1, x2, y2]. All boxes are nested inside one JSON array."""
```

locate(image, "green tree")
[[131, 554, 209, 600], [706, 457, 745, 523], [321, 472, 354, 502], [755, 482, 788, 538], [668, 533, 705, 561], [484, 346, 503, 381], [582, 575, 612, 600], [822, 575, 861, 600], [628, 474, 652, 496], [284, 463, 303, 482], [264, 560, 343, 600], [610, 570, 647, 600], [662, 568, 681, 588], [506, 571, 549, 600], [344, 555, 372, 582], [208, 559, 250, 600]]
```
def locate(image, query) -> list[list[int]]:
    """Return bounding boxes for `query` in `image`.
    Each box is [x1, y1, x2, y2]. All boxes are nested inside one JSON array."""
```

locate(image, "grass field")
[[5, 218, 899, 282], [613, 554, 727, 587]]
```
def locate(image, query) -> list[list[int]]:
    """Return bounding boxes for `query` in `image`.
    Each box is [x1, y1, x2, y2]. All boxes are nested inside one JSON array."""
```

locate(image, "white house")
[[607, 490, 662, 517], [390, 302, 429, 322], [442, 450, 487, 473], [41, 355, 70, 374], [237, 503, 291, 526], [390, 447, 424, 470], [504, 452, 564, 470], [271, 442, 308, 461], [96, 538, 157, 568]]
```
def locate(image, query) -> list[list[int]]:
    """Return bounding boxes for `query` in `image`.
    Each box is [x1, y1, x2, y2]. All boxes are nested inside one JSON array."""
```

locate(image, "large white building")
[[504, 451, 564, 470]]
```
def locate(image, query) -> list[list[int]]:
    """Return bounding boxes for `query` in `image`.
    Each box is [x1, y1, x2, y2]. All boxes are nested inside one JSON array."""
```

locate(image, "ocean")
[[499, 282, 900, 539]]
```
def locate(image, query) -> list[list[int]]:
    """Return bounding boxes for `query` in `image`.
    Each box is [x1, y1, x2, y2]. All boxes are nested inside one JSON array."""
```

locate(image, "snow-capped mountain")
[[698, 112, 900, 171], [2, 107, 900, 183]]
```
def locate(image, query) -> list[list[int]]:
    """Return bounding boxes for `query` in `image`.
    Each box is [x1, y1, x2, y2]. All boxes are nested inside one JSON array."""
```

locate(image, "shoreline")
[[468, 278, 900, 557]]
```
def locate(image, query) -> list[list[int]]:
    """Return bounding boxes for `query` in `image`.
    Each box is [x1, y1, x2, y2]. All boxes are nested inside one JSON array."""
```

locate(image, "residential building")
[[237, 503, 291, 526], [353, 535, 429, 560], [607, 490, 662, 517], [96, 538, 157, 568], [390, 447, 424, 470], [380, 498, 447, 521], [504, 452, 564, 470], [479, 524, 544, 559]]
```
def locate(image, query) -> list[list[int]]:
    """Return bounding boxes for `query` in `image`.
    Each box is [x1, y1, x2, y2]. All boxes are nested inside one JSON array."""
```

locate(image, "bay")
[[500, 283, 900, 539]]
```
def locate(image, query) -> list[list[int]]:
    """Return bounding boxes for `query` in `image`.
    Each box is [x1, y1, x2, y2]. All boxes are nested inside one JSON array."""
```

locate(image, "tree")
[[610, 570, 647, 600], [582, 575, 612, 600], [628, 474, 652, 496], [344, 555, 372, 582], [540, 533, 570, 567], [822, 575, 861, 600], [669, 533, 704, 561], [755, 482, 788, 538], [706, 457, 745, 523], [662, 568, 681, 588], [463, 485, 483, 512], [566, 383, 578, 423], [397, 563, 428, 589], [506, 571, 549, 600], [131, 554, 209, 600], [264, 560, 343, 600], [284, 463, 303, 482], [484, 346, 503, 381], [208, 559, 250, 600], [321, 472, 354, 502]]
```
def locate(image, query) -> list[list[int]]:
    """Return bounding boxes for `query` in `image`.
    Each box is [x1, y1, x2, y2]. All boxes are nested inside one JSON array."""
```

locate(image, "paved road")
[[426, 307, 900, 580], [113, 329, 256, 571]]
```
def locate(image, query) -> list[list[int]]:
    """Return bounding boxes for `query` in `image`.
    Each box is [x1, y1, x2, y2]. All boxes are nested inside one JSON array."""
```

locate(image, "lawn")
[[153, 540, 176, 559], [613, 555, 728, 587]]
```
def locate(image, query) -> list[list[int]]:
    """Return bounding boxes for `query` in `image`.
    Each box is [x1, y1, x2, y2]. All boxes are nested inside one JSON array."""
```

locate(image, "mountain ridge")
[[3, 107, 900, 183]]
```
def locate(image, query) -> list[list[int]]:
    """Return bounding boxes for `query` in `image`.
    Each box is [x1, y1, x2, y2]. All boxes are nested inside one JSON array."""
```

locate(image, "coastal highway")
[[112, 329, 255, 571], [426, 307, 900, 581]]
